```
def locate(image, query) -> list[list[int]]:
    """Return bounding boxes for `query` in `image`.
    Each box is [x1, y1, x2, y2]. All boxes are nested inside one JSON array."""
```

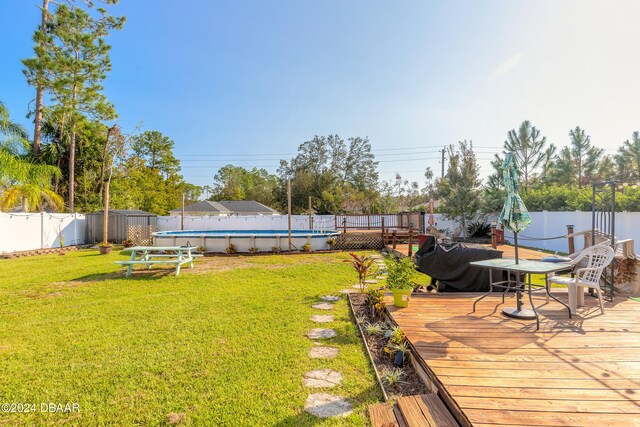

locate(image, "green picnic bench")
[[116, 246, 202, 277]]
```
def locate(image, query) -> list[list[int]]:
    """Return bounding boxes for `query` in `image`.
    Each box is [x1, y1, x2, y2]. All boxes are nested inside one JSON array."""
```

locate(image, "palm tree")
[[0, 101, 29, 155], [0, 151, 64, 212]]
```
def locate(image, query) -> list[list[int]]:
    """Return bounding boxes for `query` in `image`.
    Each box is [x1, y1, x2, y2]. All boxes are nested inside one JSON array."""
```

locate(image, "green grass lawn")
[[0, 250, 383, 426]]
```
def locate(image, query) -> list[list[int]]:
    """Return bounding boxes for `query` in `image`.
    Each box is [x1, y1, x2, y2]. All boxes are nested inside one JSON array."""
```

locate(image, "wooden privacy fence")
[[334, 212, 423, 232]]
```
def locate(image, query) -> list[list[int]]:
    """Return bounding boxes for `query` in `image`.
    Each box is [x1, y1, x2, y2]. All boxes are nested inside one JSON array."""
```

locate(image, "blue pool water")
[[154, 229, 339, 238]]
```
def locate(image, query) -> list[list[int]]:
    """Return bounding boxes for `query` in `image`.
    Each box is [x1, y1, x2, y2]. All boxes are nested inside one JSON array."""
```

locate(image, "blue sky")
[[2, 0, 640, 188]]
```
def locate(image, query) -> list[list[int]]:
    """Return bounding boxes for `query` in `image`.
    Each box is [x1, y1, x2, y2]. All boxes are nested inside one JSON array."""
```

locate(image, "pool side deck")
[[388, 243, 548, 260], [385, 290, 640, 426]]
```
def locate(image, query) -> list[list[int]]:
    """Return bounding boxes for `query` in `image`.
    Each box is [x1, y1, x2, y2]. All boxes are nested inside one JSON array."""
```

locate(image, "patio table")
[[116, 246, 199, 277], [470, 259, 573, 330]]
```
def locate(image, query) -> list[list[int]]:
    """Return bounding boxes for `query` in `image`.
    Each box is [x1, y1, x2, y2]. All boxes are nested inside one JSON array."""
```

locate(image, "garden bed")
[[349, 292, 430, 400], [202, 249, 341, 257]]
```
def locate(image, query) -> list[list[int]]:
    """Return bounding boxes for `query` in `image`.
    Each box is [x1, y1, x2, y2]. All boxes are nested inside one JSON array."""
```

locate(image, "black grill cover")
[[414, 237, 503, 292]]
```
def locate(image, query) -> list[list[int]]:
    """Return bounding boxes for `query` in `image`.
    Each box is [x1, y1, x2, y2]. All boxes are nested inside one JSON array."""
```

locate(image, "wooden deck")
[[385, 291, 640, 426], [388, 243, 548, 260]]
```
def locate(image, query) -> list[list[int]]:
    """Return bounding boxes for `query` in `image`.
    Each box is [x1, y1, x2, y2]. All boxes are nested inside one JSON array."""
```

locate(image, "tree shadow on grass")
[[271, 383, 381, 427], [73, 268, 175, 282]]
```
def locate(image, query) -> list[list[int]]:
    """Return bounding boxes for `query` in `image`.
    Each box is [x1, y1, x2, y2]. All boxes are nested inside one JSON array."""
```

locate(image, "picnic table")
[[115, 246, 202, 277], [470, 258, 573, 330]]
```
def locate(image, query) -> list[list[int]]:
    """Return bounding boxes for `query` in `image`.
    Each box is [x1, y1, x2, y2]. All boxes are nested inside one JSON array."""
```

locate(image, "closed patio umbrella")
[[428, 198, 435, 226], [498, 153, 532, 264]]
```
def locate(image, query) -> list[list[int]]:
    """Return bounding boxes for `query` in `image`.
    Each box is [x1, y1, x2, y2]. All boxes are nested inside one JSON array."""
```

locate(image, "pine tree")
[[616, 131, 640, 178], [42, 5, 124, 211], [436, 141, 481, 237], [566, 126, 603, 188], [23, 1, 122, 157], [503, 120, 550, 191]]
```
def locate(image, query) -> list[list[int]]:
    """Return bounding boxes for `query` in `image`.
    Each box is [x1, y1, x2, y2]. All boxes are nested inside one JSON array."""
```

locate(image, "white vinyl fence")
[[0, 212, 86, 253], [156, 213, 460, 234], [502, 211, 640, 254], [2, 210, 640, 255], [156, 214, 337, 232]]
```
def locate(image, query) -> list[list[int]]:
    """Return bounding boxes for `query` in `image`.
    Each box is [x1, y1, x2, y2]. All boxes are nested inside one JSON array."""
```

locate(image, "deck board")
[[388, 243, 548, 260], [385, 291, 640, 426]]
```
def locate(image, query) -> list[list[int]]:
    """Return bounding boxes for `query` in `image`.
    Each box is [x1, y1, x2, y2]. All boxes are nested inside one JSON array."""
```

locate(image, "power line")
[[176, 144, 505, 158]]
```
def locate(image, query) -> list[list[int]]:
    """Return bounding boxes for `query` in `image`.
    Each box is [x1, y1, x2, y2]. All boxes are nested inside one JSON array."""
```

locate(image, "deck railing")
[[334, 212, 423, 232]]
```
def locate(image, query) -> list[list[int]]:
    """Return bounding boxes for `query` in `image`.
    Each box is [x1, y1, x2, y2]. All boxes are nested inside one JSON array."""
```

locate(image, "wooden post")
[[103, 180, 110, 244], [308, 196, 312, 230], [181, 193, 185, 231], [367, 215, 370, 230], [381, 217, 385, 246], [343, 218, 347, 233], [491, 222, 497, 249], [40, 211, 44, 249], [392, 230, 397, 249], [567, 224, 575, 254], [408, 226, 414, 257], [287, 180, 292, 251]]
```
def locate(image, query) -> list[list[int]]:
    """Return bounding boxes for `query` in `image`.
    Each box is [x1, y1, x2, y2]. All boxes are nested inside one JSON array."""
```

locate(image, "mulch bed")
[[350, 292, 430, 400]]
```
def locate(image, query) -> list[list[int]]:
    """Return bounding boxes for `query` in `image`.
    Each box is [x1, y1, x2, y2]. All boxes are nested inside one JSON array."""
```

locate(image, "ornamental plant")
[[344, 252, 375, 293], [366, 288, 386, 318]]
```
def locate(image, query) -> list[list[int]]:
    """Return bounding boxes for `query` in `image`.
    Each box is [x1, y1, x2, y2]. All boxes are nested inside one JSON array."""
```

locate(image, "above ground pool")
[[153, 229, 340, 253]]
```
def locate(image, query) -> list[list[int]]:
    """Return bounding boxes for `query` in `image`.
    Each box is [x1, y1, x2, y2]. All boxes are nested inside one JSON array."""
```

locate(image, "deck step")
[[369, 394, 459, 427], [369, 403, 399, 427]]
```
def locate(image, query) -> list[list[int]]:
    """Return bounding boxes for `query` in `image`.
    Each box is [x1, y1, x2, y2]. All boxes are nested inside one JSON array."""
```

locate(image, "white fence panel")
[[2, 210, 640, 255], [0, 212, 86, 253], [157, 215, 337, 232], [500, 211, 640, 254]]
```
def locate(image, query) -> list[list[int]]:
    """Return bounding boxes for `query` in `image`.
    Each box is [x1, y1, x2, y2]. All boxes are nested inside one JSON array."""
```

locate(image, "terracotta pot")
[[99, 246, 112, 255]]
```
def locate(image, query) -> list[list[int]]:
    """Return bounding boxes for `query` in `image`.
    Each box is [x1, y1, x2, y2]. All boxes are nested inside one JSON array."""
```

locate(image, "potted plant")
[[385, 257, 415, 307], [99, 242, 112, 255]]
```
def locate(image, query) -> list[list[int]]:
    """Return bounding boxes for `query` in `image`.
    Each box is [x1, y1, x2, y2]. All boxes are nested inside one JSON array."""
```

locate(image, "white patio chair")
[[548, 244, 615, 315]]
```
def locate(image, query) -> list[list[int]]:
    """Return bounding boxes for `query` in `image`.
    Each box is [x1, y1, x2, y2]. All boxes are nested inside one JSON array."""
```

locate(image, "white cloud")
[[493, 53, 524, 78]]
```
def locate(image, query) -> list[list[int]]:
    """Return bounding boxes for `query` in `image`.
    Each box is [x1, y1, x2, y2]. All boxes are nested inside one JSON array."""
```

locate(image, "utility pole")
[[287, 180, 292, 251], [441, 147, 446, 179]]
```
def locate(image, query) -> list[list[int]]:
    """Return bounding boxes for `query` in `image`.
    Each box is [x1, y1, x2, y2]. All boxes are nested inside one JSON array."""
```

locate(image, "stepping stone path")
[[312, 302, 335, 310], [364, 279, 378, 284], [307, 328, 337, 339], [305, 393, 353, 418], [303, 295, 351, 419], [309, 346, 339, 359], [339, 288, 356, 294], [303, 369, 342, 388], [376, 276, 385, 280], [310, 314, 334, 323]]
